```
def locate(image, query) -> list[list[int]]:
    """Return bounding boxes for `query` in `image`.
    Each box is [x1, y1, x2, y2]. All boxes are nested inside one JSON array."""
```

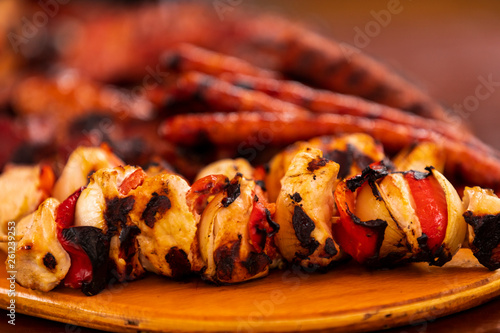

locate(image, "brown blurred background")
[[249, 0, 500, 149]]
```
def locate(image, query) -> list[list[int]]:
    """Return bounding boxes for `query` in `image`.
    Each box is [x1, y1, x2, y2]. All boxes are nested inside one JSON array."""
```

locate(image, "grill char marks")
[[290, 192, 302, 203], [105, 196, 135, 234], [215, 235, 242, 282], [221, 176, 241, 208], [465, 212, 500, 270], [243, 252, 271, 276], [292, 205, 319, 255], [325, 148, 354, 179], [165, 247, 191, 279], [142, 192, 172, 228], [307, 157, 328, 172], [119, 225, 141, 277], [43, 252, 57, 271], [345, 205, 388, 266], [104, 195, 144, 281], [324, 144, 375, 179], [265, 208, 280, 237], [323, 238, 338, 258], [346, 162, 390, 193], [61, 226, 110, 296]]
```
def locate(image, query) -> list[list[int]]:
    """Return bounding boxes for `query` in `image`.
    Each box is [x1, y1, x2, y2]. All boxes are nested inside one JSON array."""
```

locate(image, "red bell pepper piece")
[[55, 187, 93, 289], [248, 190, 279, 253], [333, 162, 389, 264], [333, 180, 387, 264], [404, 171, 448, 254]]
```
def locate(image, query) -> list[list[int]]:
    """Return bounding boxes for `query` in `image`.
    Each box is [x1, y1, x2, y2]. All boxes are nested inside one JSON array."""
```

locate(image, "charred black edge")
[[413, 233, 434, 264], [105, 196, 136, 235], [255, 226, 268, 251], [323, 238, 338, 258], [324, 145, 354, 179], [413, 232, 451, 267], [119, 225, 142, 278], [290, 192, 302, 203], [292, 205, 319, 256], [61, 227, 111, 296], [221, 174, 242, 207], [215, 234, 242, 282], [394, 166, 434, 180], [345, 205, 387, 229], [428, 244, 452, 267], [104, 196, 139, 281], [307, 157, 328, 172], [345, 205, 387, 266], [265, 208, 280, 237], [243, 252, 271, 276], [142, 192, 172, 228], [324, 143, 381, 180], [464, 211, 500, 270], [43, 252, 57, 271], [165, 247, 192, 279], [345, 161, 390, 194]]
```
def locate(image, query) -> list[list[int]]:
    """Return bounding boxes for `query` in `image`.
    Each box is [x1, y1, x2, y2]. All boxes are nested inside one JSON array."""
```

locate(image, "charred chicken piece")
[[14, 198, 71, 292], [128, 173, 199, 279], [275, 147, 346, 269], [75, 165, 146, 282]]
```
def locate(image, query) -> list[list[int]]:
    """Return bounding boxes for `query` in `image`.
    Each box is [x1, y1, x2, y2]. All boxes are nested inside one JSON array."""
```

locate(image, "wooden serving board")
[[1, 248, 500, 333]]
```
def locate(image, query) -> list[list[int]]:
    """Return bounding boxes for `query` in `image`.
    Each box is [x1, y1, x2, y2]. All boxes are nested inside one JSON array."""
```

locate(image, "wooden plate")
[[1, 248, 500, 332]]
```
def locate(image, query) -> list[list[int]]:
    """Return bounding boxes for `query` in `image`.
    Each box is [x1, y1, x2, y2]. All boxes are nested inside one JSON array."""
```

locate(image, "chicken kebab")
[[3, 134, 500, 296]]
